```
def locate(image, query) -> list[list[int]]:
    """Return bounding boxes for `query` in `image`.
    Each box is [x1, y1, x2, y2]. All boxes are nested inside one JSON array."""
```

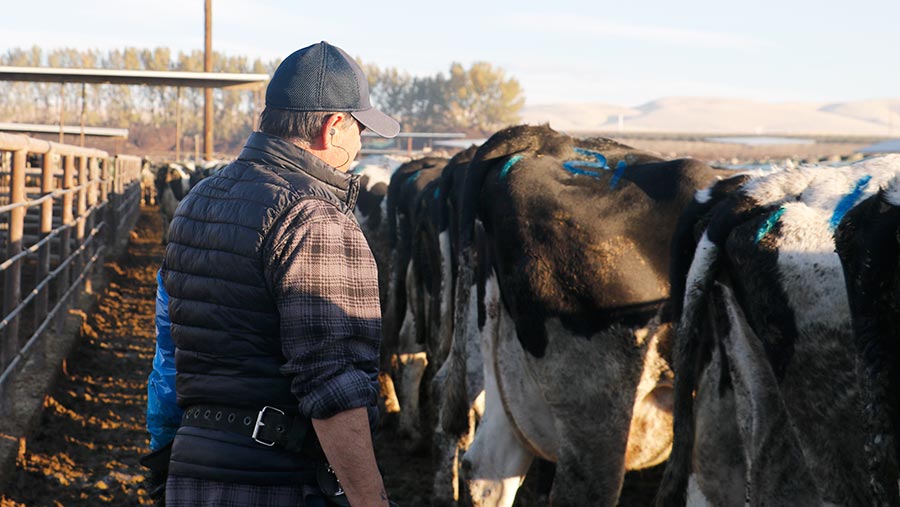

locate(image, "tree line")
[[0, 46, 524, 153]]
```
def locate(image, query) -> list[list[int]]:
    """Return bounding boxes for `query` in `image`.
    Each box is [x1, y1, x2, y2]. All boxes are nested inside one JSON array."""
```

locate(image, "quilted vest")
[[163, 132, 359, 484]]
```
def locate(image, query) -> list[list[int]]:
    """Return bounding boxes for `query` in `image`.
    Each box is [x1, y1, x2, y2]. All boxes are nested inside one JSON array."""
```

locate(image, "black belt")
[[180, 404, 311, 453]]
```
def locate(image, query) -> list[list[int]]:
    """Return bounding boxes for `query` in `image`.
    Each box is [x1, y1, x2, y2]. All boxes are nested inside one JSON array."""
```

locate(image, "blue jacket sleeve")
[[146, 268, 183, 450]]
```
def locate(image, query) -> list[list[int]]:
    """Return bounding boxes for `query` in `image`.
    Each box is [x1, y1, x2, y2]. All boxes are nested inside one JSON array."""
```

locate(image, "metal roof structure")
[[0, 122, 128, 138], [362, 132, 466, 139], [0, 66, 268, 90]]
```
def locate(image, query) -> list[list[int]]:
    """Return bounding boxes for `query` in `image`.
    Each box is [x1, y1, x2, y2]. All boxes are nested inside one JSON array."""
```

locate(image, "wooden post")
[[204, 0, 213, 161], [57, 154, 75, 335], [108, 158, 120, 252], [35, 151, 54, 330], [84, 157, 98, 294], [3, 150, 26, 364], [75, 156, 88, 294], [100, 158, 109, 205]]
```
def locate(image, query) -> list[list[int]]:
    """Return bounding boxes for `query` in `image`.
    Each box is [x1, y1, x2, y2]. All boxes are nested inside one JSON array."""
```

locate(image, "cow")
[[348, 154, 411, 429], [155, 162, 192, 245], [441, 124, 717, 506], [141, 159, 157, 205], [835, 160, 900, 506], [656, 156, 900, 507], [402, 146, 483, 502], [381, 157, 448, 445], [351, 154, 411, 310]]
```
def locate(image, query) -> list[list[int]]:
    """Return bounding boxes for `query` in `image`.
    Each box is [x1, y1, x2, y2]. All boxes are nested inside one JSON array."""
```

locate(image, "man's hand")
[[312, 407, 390, 507]]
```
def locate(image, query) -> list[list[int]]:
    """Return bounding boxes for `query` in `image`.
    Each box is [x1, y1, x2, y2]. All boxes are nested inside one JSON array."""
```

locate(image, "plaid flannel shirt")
[[264, 197, 382, 420]]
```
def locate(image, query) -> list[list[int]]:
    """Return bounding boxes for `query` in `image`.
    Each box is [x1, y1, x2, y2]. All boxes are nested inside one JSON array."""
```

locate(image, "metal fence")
[[0, 132, 142, 408]]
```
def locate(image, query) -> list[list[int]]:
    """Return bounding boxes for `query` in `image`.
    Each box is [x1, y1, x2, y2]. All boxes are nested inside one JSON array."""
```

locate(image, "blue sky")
[[2, 0, 898, 106]]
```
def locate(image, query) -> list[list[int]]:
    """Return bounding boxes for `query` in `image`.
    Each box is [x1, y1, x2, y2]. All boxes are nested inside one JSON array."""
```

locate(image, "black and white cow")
[[835, 159, 900, 506], [351, 154, 410, 311], [382, 157, 448, 444], [657, 156, 900, 507], [400, 146, 483, 502], [442, 124, 717, 506], [347, 154, 412, 429], [155, 162, 192, 245]]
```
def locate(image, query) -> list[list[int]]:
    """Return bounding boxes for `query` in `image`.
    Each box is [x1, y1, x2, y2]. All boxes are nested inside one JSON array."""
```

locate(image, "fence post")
[[101, 158, 113, 252], [34, 151, 55, 370], [55, 154, 74, 336], [84, 157, 98, 295], [1, 149, 26, 409], [36, 152, 55, 323], [75, 156, 87, 295]]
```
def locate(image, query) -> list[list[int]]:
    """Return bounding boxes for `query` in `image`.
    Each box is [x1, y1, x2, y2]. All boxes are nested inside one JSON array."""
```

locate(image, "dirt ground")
[[0, 138, 873, 506]]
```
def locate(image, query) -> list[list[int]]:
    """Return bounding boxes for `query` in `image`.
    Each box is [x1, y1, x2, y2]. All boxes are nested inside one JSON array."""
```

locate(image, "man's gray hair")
[[258, 108, 358, 146]]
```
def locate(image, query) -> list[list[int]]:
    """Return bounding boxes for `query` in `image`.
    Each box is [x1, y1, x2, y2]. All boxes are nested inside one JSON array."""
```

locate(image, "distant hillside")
[[521, 97, 900, 137]]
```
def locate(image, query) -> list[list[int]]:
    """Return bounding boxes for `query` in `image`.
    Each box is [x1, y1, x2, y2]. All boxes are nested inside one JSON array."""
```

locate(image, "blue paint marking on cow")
[[563, 148, 609, 179], [433, 186, 441, 199], [609, 160, 628, 188], [405, 171, 422, 186], [499, 155, 524, 181], [829, 175, 872, 231], [755, 206, 786, 244]]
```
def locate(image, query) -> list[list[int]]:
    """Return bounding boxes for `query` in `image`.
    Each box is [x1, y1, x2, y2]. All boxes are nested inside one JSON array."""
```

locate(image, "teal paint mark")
[[755, 207, 786, 244], [404, 171, 421, 187], [433, 186, 441, 199], [829, 175, 872, 231], [563, 148, 609, 179], [499, 155, 523, 181], [609, 160, 628, 188]]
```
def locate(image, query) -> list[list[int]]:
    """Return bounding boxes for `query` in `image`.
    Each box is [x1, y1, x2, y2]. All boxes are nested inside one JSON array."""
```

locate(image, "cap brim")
[[351, 108, 400, 138]]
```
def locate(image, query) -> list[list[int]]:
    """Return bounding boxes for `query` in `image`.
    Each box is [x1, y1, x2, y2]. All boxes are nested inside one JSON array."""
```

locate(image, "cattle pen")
[[0, 132, 142, 413]]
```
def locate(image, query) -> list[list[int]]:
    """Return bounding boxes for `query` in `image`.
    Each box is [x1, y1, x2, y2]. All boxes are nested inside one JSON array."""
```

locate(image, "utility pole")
[[58, 83, 65, 144], [80, 83, 86, 147], [204, 0, 213, 161], [176, 86, 182, 161]]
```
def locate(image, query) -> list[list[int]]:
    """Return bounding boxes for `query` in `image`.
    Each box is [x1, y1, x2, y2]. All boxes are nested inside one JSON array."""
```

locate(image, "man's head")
[[259, 41, 400, 171]]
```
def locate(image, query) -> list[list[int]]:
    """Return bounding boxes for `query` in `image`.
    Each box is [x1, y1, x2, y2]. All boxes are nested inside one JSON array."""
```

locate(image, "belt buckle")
[[251, 405, 284, 446]]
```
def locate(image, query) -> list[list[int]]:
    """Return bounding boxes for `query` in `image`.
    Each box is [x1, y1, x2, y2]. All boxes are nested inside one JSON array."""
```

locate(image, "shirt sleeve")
[[264, 199, 382, 420]]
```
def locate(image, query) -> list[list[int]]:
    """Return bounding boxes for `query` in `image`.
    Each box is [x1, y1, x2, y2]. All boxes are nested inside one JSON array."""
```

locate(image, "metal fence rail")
[[0, 132, 141, 407]]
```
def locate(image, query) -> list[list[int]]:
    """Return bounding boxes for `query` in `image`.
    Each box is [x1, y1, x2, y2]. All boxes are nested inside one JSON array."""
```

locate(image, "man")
[[145, 41, 400, 507]]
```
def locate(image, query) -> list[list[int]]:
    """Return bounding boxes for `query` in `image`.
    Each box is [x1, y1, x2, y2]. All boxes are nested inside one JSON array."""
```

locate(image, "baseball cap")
[[266, 41, 401, 138]]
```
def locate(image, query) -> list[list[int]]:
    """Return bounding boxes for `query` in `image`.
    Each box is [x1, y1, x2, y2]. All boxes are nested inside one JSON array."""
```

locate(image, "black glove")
[[139, 442, 172, 507]]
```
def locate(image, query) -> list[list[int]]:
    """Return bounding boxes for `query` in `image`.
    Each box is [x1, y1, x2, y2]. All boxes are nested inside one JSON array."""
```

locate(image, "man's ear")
[[321, 113, 347, 147]]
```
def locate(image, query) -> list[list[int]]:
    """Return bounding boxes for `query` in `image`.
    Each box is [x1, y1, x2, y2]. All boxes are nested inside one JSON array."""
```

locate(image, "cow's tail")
[[656, 232, 720, 507], [440, 245, 476, 438], [382, 176, 411, 366], [835, 184, 900, 507]]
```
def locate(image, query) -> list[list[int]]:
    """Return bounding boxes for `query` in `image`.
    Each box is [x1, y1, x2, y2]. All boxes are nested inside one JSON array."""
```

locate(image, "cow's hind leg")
[[460, 275, 532, 507], [534, 321, 644, 506], [460, 375, 533, 507]]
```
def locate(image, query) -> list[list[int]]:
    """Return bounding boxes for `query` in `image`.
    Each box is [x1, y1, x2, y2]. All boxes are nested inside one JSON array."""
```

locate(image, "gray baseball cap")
[[265, 41, 401, 138]]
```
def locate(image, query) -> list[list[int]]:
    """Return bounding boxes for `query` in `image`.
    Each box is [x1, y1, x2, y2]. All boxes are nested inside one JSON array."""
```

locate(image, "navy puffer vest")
[[163, 132, 360, 484]]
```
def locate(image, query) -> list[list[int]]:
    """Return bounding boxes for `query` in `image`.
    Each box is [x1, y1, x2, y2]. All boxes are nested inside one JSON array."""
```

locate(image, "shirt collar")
[[237, 132, 359, 208]]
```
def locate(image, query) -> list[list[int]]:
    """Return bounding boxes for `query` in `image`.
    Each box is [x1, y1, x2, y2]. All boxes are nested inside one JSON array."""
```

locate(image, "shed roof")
[[0, 66, 268, 90]]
